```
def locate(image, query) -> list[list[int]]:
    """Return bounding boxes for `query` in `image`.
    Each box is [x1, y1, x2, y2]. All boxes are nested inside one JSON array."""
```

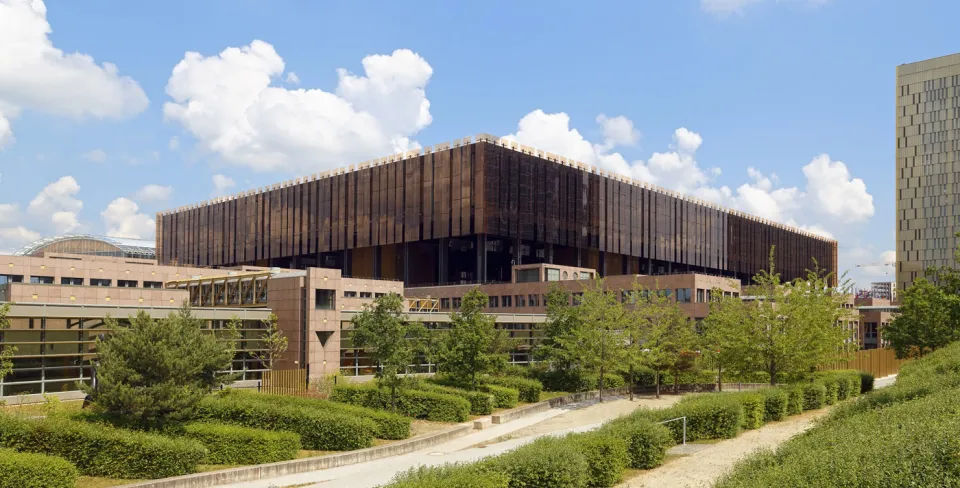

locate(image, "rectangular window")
[[315, 289, 335, 310], [375, 293, 385, 298], [452, 297, 462, 309], [29, 276, 54, 284], [697, 289, 705, 303], [143, 281, 163, 289], [440, 298, 450, 310], [489, 296, 499, 308], [546, 268, 560, 282], [502, 295, 512, 307], [118, 280, 138, 288], [60, 277, 83, 286], [676, 288, 692, 303], [516, 268, 540, 283], [572, 292, 583, 305], [515, 295, 525, 307], [359, 291, 372, 298], [529, 294, 539, 307], [344, 291, 357, 298], [90, 278, 111, 287]]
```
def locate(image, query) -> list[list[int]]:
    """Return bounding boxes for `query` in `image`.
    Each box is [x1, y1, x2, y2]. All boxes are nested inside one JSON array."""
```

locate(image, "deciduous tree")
[[350, 293, 427, 407], [0, 303, 13, 380], [251, 313, 288, 370], [439, 287, 512, 390], [574, 279, 629, 402], [885, 278, 957, 358], [631, 286, 698, 398]]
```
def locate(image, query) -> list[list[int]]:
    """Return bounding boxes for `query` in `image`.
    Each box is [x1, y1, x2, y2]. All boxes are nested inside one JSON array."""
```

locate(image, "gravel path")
[[619, 408, 832, 488]]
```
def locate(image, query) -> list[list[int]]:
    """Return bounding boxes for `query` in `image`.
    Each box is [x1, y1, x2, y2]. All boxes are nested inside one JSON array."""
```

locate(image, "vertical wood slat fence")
[[260, 369, 308, 396], [822, 348, 909, 378]]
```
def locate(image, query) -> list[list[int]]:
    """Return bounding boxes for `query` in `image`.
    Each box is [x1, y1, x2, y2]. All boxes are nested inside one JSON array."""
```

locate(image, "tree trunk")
[[599, 364, 605, 403], [655, 370, 661, 399], [769, 360, 778, 386], [674, 369, 679, 394], [717, 363, 723, 392], [628, 365, 635, 401]]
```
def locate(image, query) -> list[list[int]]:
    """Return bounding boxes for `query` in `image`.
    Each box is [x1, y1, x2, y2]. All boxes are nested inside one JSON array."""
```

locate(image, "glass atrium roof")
[[12, 234, 156, 260]]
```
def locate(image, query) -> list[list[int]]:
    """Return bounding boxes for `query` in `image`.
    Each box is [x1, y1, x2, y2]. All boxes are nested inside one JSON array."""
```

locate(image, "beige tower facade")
[[896, 53, 960, 291]]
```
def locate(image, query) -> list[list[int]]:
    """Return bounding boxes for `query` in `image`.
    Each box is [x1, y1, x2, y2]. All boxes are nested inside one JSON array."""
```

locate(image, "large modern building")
[[896, 52, 960, 291], [155, 135, 837, 287]]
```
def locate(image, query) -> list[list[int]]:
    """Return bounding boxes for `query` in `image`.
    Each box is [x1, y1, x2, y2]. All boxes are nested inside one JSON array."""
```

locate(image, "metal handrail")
[[659, 416, 687, 445]]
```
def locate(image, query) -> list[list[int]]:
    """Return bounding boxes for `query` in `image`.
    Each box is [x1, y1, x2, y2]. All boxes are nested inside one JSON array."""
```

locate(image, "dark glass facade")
[[157, 141, 837, 286]]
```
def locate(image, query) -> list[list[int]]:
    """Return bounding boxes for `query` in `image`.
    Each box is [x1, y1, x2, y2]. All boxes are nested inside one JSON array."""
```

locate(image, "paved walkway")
[[618, 373, 898, 488], [226, 395, 681, 488]]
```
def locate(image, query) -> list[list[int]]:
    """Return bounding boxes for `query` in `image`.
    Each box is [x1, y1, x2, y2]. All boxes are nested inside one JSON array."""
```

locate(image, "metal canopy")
[[12, 234, 156, 260]]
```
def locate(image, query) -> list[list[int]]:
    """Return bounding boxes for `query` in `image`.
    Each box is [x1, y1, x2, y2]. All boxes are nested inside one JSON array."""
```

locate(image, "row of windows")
[[10, 275, 164, 288], [342, 291, 388, 299], [435, 288, 740, 310]]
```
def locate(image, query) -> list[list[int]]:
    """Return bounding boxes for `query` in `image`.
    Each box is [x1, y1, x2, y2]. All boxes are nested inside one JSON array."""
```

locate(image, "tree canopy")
[[885, 278, 958, 358], [438, 287, 512, 389], [0, 303, 13, 380], [350, 293, 427, 404]]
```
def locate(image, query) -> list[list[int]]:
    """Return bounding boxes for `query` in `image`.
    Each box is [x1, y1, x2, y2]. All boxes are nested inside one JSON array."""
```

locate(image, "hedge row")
[[196, 394, 376, 450], [0, 414, 205, 479], [330, 384, 471, 422], [717, 345, 960, 487], [414, 382, 496, 415], [426, 376, 522, 409], [0, 448, 78, 488], [227, 390, 411, 440], [484, 376, 543, 403], [182, 422, 300, 465]]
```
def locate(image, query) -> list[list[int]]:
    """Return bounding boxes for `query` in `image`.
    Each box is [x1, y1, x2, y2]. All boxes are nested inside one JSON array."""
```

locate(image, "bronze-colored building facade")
[[156, 136, 837, 286]]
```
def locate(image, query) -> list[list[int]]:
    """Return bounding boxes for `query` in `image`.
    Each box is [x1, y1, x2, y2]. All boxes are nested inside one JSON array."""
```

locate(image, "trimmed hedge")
[[485, 376, 543, 403], [573, 432, 630, 487], [415, 383, 495, 415], [601, 417, 674, 469], [0, 448, 78, 488], [387, 463, 510, 488], [229, 390, 411, 440], [0, 414, 205, 479], [638, 394, 743, 443], [537, 369, 625, 393], [181, 422, 300, 464], [196, 395, 376, 450], [859, 371, 874, 394], [727, 392, 764, 429], [330, 384, 471, 422], [758, 389, 789, 422], [492, 435, 590, 488], [785, 386, 804, 416], [801, 383, 826, 411], [479, 384, 520, 409]]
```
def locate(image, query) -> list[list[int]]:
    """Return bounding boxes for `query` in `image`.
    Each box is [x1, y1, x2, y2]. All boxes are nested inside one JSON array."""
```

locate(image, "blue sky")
[[0, 0, 955, 287]]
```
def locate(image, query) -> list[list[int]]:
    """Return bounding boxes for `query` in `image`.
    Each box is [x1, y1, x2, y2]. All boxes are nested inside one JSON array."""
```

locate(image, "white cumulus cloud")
[[27, 175, 82, 233], [211, 174, 236, 197], [163, 42, 433, 174], [0, 0, 148, 148], [83, 148, 107, 163], [101, 197, 154, 240], [135, 184, 173, 204]]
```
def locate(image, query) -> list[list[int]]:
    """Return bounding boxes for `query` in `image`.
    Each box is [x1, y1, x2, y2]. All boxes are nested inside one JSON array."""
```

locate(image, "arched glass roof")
[[12, 234, 156, 260]]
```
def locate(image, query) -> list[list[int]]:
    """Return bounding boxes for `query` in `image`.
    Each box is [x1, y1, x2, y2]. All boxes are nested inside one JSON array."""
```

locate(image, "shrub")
[[758, 389, 789, 422], [537, 370, 625, 393], [785, 386, 804, 416], [858, 371, 874, 394], [0, 414, 205, 479], [0, 448, 78, 488], [479, 384, 520, 409], [727, 392, 764, 429], [821, 379, 839, 405], [801, 383, 826, 411], [638, 394, 743, 443], [492, 436, 589, 488], [602, 417, 674, 469], [330, 384, 470, 422], [227, 390, 411, 440], [501, 364, 538, 379], [420, 383, 495, 415], [572, 432, 629, 487], [181, 422, 300, 464], [485, 376, 543, 403], [386, 463, 510, 488], [196, 395, 376, 450]]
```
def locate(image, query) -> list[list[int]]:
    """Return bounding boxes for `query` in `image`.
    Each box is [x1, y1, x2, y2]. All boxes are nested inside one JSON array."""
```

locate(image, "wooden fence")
[[822, 348, 908, 378], [260, 368, 308, 396]]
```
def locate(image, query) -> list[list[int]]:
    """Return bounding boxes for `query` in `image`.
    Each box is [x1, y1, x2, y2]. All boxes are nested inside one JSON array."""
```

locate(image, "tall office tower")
[[896, 53, 960, 291]]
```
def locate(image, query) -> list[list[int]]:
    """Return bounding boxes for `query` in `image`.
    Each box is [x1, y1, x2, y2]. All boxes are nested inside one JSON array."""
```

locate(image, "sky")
[[0, 0, 955, 289]]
